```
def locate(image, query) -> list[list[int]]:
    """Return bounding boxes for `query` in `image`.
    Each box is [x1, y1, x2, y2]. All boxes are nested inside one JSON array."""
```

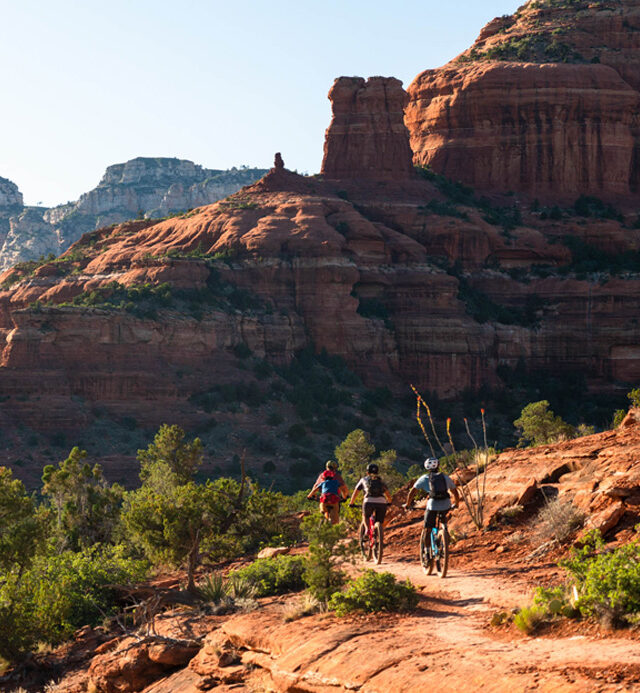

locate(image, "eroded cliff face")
[[321, 76, 414, 181], [406, 0, 640, 201]]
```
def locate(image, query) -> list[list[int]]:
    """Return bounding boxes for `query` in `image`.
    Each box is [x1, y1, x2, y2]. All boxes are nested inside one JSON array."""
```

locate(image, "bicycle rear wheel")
[[419, 528, 434, 575], [435, 527, 449, 577], [359, 522, 371, 561], [372, 522, 383, 564]]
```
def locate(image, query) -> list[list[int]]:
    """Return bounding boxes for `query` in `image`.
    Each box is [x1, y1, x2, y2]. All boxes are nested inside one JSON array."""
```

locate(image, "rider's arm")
[[349, 479, 363, 506], [337, 473, 349, 499], [307, 476, 322, 500], [406, 475, 430, 508]]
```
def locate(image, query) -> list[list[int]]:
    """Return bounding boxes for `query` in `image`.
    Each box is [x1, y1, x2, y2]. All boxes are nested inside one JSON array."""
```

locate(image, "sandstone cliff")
[[321, 76, 414, 181], [0, 159, 267, 271], [406, 0, 640, 201]]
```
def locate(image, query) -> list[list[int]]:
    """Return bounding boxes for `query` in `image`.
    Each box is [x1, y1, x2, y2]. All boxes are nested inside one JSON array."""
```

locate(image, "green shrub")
[[301, 514, 354, 602], [513, 604, 546, 634], [612, 409, 626, 428], [228, 555, 306, 597], [628, 388, 640, 408], [561, 530, 640, 624], [0, 545, 147, 659], [328, 570, 418, 616]]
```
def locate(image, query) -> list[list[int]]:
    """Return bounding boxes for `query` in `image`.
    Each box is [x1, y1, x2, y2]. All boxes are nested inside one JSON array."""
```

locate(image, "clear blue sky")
[[1, 0, 522, 206]]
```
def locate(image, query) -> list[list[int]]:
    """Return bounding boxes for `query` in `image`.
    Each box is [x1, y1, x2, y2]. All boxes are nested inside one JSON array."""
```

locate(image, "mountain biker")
[[404, 458, 460, 531], [349, 463, 393, 527], [308, 461, 349, 524]]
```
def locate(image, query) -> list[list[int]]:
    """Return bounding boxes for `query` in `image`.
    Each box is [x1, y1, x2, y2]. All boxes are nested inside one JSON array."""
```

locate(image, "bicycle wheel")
[[435, 526, 449, 577], [359, 522, 371, 560], [372, 522, 383, 564], [419, 528, 434, 575]]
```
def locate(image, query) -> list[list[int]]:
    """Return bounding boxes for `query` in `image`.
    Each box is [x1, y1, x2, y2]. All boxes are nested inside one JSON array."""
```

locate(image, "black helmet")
[[326, 460, 338, 471], [367, 463, 379, 475]]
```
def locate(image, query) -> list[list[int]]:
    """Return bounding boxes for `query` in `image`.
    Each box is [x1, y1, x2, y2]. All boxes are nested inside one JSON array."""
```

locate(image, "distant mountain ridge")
[[0, 158, 267, 270]]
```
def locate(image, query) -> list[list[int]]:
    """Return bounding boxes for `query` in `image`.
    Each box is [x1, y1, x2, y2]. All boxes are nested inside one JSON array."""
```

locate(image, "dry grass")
[[533, 497, 585, 544], [281, 593, 323, 622]]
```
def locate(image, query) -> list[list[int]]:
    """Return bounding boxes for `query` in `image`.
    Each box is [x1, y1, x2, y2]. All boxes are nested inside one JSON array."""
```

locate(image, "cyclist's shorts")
[[424, 509, 448, 529], [364, 502, 387, 524]]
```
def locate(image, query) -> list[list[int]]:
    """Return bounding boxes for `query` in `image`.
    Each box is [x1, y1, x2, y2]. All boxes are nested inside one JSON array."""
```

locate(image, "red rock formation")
[[406, 0, 640, 201], [321, 76, 414, 181], [407, 62, 639, 199]]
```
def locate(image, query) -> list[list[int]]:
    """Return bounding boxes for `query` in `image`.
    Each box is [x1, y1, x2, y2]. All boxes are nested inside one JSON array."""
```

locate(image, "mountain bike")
[[356, 508, 384, 564], [419, 511, 449, 577]]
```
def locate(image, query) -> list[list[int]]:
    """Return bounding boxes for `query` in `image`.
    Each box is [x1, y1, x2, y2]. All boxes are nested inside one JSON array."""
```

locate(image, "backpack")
[[363, 475, 384, 498], [429, 472, 449, 501], [320, 471, 340, 497]]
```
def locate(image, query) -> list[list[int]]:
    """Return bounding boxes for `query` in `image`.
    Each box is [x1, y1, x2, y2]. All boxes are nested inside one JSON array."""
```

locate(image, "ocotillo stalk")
[[410, 384, 447, 456], [414, 392, 436, 458]]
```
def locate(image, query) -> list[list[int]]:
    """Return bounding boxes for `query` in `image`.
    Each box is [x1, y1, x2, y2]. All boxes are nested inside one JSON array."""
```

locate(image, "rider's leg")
[[424, 509, 437, 530], [321, 501, 339, 524], [374, 504, 387, 527]]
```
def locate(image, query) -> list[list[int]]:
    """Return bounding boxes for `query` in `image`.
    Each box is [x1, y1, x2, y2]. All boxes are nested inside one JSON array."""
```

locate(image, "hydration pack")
[[363, 475, 384, 498], [429, 472, 449, 500], [320, 471, 340, 497]]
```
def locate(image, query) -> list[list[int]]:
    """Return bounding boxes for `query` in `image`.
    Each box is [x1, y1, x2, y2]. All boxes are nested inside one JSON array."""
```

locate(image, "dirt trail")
[[364, 547, 640, 692]]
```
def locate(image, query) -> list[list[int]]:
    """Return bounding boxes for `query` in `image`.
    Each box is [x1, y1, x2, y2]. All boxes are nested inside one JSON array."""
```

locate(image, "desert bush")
[[628, 388, 640, 408], [514, 400, 575, 447], [533, 497, 584, 544], [561, 530, 640, 625], [228, 555, 306, 597], [328, 570, 418, 616]]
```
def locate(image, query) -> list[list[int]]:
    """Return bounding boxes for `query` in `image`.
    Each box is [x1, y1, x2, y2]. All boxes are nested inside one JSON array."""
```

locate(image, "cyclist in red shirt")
[[307, 461, 349, 524]]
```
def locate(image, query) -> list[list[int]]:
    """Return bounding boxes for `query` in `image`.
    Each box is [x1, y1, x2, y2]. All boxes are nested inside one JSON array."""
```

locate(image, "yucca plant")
[[197, 572, 227, 603]]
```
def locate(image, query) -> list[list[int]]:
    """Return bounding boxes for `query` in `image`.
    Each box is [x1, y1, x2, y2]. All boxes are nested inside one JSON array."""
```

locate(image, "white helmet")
[[424, 458, 439, 471]]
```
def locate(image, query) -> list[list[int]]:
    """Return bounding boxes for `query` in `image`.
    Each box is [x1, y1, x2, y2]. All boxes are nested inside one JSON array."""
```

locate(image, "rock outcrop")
[[0, 176, 23, 207], [322, 76, 414, 181], [0, 159, 267, 270], [406, 0, 640, 202]]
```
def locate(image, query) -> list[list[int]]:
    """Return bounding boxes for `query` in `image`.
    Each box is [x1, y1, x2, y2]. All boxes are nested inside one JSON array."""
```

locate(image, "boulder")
[[580, 501, 626, 539], [257, 546, 290, 559]]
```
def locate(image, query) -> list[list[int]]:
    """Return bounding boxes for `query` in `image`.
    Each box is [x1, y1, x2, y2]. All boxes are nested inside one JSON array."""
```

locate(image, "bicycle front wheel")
[[419, 528, 434, 575], [372, 522, 383, 564], [435, 527, 449, 577]]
